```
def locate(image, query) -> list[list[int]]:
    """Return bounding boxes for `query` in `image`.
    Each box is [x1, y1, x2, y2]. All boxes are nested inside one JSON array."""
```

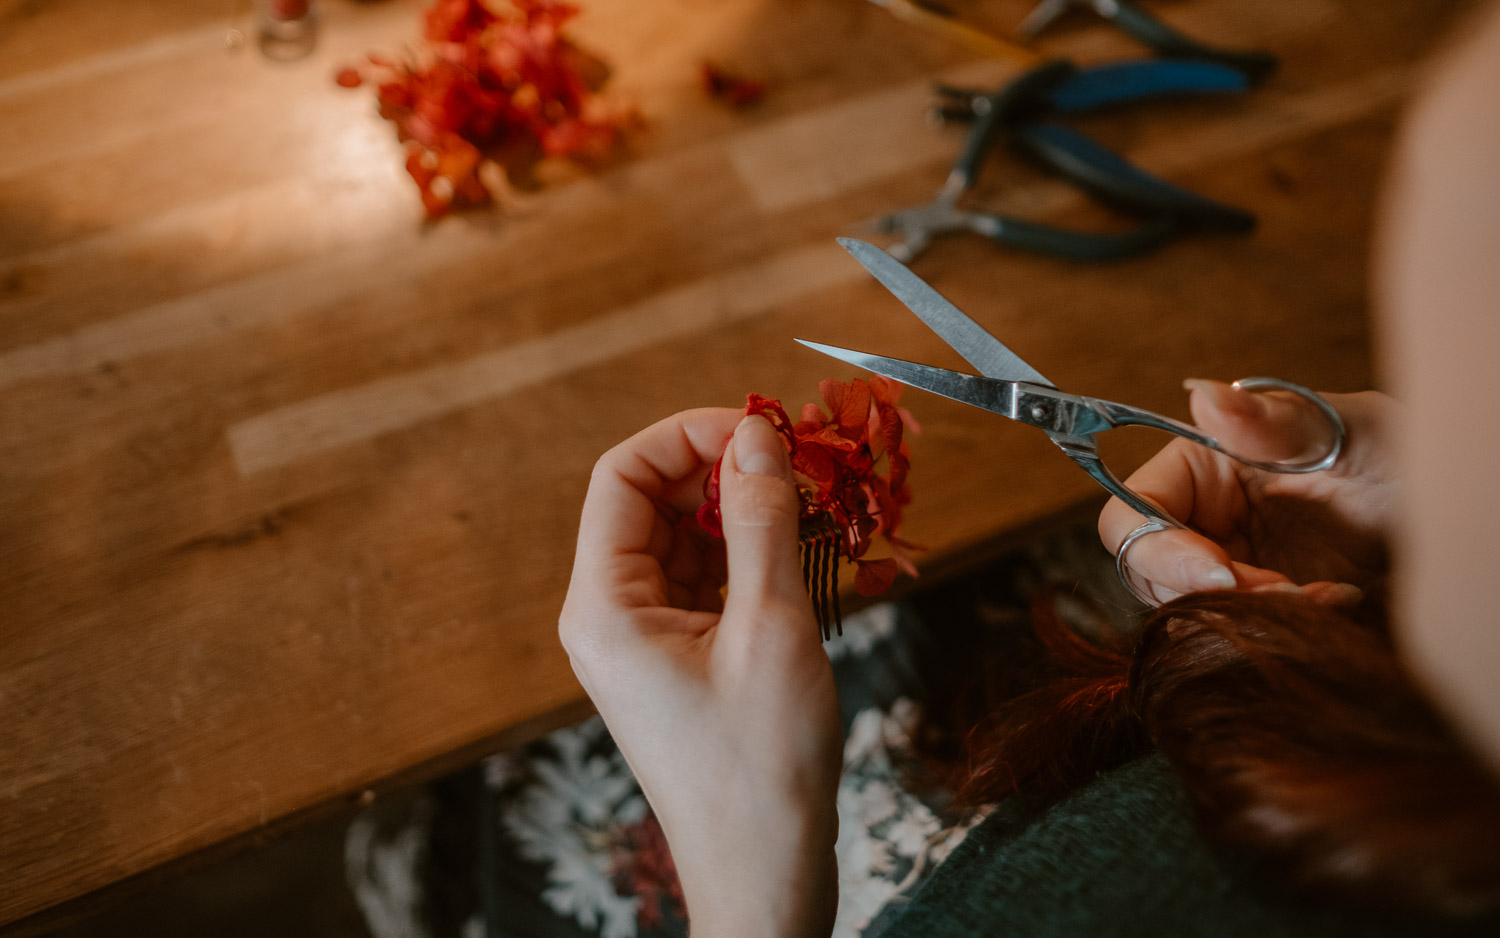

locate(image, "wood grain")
[[0, 0, 1463, 928]]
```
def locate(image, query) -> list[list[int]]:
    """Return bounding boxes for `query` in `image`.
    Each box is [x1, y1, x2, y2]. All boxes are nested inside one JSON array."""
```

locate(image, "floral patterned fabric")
[[344, 525, 1132, 938], [830, 699, 990, 936]]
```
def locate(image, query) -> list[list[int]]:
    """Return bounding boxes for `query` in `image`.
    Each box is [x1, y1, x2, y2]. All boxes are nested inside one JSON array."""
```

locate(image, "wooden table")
[[0, 0, 1458, 928]]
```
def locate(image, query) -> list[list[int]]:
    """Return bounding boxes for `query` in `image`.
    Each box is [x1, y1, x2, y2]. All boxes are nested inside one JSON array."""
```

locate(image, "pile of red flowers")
[[698, 377, 920, 598], [337, 0, 628, 217]]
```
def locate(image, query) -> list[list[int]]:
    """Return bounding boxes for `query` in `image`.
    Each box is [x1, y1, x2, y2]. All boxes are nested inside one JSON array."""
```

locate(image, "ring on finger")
[[1115, 519, 1172, 607]]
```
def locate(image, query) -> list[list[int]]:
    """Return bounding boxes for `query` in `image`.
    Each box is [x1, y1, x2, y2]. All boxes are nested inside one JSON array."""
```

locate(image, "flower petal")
[[854, 558, 898, 596]]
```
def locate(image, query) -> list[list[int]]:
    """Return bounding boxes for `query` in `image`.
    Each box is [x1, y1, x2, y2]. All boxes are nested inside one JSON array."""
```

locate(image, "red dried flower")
[[698, 378, 920, 637], [338, 0, 630, 218], [699, 61, 768, 109], [271, 0, 310, 21]]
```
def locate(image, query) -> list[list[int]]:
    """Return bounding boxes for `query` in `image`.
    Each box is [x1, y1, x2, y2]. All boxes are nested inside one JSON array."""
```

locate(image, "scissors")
[[797, 238, 1346, 605]]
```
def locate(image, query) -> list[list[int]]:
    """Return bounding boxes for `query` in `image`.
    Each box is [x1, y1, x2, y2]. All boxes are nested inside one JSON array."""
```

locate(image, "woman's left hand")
[[560, 408, 842, 938]]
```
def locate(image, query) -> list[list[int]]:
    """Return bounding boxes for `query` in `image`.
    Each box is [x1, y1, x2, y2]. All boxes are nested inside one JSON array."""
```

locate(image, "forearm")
[[678, 805, 838, 938]]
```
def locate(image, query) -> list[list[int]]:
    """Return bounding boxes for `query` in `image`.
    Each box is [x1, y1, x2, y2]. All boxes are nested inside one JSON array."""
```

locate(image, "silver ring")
[[1115, 519, 1171, 606], [1229, 378, 1346, 473]]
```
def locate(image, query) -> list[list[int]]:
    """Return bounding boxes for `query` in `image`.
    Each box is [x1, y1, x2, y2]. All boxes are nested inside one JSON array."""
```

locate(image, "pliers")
[[872, 59, 1255, 263], [1018, 0, 1277, 84]]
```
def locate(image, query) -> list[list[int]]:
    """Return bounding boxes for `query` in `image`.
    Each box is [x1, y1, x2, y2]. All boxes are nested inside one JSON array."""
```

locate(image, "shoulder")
[[883, 755, 1500, 938]]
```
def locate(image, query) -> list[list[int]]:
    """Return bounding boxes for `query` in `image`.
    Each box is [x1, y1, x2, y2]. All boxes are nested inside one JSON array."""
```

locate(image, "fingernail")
[[1332, 582, 1368, 603], [1182, 556, 1237, 590], [1185, 377, 1261, 419], [733, 415, 788, 477], [1322, 583, 1365, 605], [1252, 582, 1303, 594]]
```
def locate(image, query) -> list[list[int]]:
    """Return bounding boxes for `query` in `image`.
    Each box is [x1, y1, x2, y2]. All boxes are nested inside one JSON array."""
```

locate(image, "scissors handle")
[[1097, 377, 1346, 474], [1058, 437, 1185, 531], [1079, 377, 1344, 606]]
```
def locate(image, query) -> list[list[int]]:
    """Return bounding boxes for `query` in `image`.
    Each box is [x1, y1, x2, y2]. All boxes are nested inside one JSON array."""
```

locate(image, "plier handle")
[[930, 58, 1249, 121], [1019, 0, 1277, 84]]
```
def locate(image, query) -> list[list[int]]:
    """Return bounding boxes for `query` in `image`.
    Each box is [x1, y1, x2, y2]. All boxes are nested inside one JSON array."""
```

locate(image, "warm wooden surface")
[[0, 0, 1458, 927]]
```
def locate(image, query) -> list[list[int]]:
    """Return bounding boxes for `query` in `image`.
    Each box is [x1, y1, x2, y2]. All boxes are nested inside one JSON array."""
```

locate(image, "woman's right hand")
[[1098, 381, 1399, 604]]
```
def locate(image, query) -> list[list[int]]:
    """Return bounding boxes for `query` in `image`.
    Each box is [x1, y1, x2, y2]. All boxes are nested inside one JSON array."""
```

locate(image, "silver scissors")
[[798, 238, 1346, 605]]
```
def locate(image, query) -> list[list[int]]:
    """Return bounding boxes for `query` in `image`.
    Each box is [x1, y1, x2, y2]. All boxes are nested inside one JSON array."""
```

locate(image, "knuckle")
[[723, 475, 800, 527], [1098, 510, 1122, 549], [558, 596, 637, 669], [557, 595, 606, 659], [557, 605, 587, 656], [588, 450, 625, 489], [557, 615, 609, 676], [725, 594, 815, 637]]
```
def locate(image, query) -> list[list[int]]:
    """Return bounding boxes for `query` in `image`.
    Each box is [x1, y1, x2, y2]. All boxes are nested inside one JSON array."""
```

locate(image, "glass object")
[[256, 0, 318, 60]]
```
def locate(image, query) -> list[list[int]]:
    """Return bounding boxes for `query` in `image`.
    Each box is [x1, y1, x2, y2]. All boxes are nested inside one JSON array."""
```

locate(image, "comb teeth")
[[798, 522, 843, 642]]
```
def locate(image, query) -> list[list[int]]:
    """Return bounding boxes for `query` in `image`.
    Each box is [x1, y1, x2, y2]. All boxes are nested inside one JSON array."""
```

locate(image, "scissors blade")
[[836, 237, 1054, 387], [795, 339, 1015, 416]]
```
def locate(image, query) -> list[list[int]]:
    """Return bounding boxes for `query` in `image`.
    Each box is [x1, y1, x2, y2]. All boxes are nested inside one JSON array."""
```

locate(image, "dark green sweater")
[[884, 755, 1500, 938]]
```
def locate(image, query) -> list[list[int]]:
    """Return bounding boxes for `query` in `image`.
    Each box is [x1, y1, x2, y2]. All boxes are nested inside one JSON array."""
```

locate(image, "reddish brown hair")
[[949, 591, 1500, 918]]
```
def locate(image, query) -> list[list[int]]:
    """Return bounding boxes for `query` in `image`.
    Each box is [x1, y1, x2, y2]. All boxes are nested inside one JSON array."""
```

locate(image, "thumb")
[[718, 415, 807, 608], [1184, 378, 1338, 465]]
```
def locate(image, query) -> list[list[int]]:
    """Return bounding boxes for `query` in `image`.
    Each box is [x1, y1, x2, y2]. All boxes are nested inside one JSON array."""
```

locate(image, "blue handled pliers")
[[874, 58, 1255, 262]]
